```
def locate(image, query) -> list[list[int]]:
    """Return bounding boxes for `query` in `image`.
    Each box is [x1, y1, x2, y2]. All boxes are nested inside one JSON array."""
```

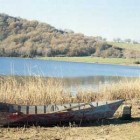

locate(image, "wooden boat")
[[0, 99, 124, 126]]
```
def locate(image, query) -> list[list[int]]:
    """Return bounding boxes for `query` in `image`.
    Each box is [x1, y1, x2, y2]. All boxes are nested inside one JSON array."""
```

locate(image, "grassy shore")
[[39, 56, 140, 65]]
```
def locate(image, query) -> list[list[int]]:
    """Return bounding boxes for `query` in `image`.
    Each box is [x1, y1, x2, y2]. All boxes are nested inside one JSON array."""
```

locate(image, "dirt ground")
[[0, 100, 140, 140]]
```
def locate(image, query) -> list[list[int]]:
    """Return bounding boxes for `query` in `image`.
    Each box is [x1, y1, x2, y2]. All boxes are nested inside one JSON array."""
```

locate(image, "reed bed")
[[0, 76, 140, 105], [100, 79, 140, 100], [0, 76, 72, 105]]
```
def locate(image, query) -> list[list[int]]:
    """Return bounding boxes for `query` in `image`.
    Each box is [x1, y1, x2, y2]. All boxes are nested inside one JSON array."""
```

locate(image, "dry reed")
[[0, 76, 72, 105], [0, 76, 140, 105], [100, 78, 140, 100]]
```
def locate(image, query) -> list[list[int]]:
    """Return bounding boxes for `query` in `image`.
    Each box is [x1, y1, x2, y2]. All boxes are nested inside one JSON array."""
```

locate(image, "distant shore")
[[0, 56, 140, 66], [38, 56, 140, 66]]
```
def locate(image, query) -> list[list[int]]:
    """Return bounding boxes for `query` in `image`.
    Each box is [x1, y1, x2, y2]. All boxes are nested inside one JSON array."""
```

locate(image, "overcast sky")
[[0, 0, 140, 41]]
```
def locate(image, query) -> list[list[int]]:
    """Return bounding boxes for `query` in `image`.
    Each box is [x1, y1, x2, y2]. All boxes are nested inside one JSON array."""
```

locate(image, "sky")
[[0, 0, 140, 41]]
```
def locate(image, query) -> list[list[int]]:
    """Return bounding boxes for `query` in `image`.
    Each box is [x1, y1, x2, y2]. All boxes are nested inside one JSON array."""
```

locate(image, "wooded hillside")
[[0, 14, 139, 58]]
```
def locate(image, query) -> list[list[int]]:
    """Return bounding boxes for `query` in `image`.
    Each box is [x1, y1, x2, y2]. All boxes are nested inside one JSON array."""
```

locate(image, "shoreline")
[[0, 56, 140, 66], [37, 56, 140, 67]]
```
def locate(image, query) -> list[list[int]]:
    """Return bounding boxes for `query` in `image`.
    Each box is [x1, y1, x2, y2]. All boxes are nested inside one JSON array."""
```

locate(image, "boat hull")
[[0, 100, 124, 126]]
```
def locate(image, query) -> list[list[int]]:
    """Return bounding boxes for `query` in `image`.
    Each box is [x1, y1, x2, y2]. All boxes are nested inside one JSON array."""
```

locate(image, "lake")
[[0, 57, 140, 91]]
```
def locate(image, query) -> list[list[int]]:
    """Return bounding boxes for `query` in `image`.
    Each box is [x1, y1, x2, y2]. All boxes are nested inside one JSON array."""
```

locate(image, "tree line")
[[0, 14, 139, 58], [113, 38, 139, 44]]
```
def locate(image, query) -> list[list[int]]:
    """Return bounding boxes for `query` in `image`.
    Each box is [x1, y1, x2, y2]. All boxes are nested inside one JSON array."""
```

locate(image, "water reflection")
[[59, 76, 137, 93]]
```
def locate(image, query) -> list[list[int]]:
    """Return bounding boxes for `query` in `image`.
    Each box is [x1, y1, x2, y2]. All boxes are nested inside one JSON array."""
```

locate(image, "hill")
[[0, 14, 139, 58], [108, 42, 140, 58], [108, 42, 140, 52]]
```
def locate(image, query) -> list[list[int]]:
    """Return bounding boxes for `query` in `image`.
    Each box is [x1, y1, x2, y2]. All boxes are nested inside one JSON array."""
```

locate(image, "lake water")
[[0, 57, 140, 91]]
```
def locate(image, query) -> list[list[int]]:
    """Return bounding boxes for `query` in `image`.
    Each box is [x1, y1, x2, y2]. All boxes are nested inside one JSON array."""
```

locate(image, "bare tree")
[[124, 39, 131, 43]]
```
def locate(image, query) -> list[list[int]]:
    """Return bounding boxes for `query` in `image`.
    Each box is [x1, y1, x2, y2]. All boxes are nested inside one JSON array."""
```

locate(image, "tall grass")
[[100, 79, 140, 100], [0, 76, 140, 105], [0, 76, 72, 105]]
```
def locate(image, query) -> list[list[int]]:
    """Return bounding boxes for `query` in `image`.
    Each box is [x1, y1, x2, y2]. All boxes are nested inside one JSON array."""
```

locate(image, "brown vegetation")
[[0, 14, 127, 58], [100, 79, 140, 100], [0, 76, 140, 105]]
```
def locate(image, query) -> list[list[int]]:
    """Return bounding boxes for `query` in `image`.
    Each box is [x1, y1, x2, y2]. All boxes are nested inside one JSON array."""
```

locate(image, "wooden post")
[[121, 105, 132, 120]]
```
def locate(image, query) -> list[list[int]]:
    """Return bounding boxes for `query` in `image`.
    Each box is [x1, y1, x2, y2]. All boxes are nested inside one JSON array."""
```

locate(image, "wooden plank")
[[35, 106, 37, 114], [20, 106, 27, 114], [36, 106, 45, 114], [50, 102, 90, 113], [44, 105, 46, 113], [0, 103, 9, 112], [18, 105, 21, 112], [12, 105, 18, 111], [46, 105, 55, 112], [9, 105, 14, 113], [28, 106, 35, 114], [27, 106, 29, 114], [7, 104, 20, 113]]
